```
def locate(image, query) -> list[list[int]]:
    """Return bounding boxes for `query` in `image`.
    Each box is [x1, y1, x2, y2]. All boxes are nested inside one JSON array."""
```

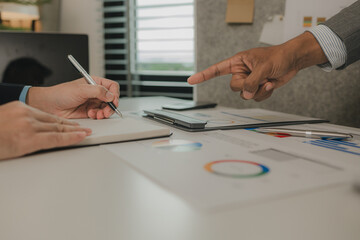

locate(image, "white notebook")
[[73, 117, 171, 146]]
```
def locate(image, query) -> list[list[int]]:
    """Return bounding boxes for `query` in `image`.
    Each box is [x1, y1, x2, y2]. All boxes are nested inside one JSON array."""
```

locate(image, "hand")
[[188, 32, 328, 101], [0, 102, 92, 160], [27, 77, 120, 119]]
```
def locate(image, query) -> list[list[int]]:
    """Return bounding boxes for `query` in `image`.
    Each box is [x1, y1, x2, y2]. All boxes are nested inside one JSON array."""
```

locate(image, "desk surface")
[[0, 97, 359, 240]]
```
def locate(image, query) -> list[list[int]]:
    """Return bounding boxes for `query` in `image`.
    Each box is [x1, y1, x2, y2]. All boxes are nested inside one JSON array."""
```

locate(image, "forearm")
[[26, 86, 54, 113], [0, 83, 27, 105], [282, 32, 328, 71]]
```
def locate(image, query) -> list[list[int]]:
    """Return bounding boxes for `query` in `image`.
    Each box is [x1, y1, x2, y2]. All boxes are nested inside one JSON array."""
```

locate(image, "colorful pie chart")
[[152, 139, 202, 152], [204, 160, 270, 178]]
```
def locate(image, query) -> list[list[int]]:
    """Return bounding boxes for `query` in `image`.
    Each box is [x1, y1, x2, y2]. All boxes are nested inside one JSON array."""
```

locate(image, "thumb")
[[243, 68, 267, 100], [78, 85, 115, 102]]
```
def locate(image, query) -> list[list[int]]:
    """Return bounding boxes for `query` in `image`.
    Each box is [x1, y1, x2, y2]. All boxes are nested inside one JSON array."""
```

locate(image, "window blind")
[[103, 0, 194, 99], [103, 0, 129, 97]]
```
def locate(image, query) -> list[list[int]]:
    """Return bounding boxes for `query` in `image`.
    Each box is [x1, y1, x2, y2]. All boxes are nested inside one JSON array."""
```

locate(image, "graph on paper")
[[304, 139, 360, 156]]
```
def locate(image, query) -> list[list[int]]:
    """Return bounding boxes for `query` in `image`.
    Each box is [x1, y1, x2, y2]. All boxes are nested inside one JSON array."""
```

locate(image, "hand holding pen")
[[68, 55, 123, 118]]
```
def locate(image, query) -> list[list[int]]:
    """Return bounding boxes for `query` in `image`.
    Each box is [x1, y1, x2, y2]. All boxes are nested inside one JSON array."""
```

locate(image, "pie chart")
[[204, 160, 270, 178], [152, 139, 202, 152]]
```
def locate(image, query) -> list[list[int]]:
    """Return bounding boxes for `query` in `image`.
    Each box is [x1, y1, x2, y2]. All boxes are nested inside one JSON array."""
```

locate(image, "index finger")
[[93, 76, 120, 97], [187, 58, 232, 85]]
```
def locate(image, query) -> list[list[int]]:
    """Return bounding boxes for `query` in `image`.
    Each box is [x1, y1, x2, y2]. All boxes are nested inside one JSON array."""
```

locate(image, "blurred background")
[[0, 0, 358, 127]]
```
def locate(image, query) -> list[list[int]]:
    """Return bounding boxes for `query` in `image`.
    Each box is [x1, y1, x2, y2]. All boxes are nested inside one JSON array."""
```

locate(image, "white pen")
[[256, 128, 353, 140], [67, 55, 123, 118]]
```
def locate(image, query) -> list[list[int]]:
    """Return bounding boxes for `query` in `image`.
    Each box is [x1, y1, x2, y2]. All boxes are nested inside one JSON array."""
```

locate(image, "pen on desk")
[[256, 128, 353, 140], [67, 55, 123, 118]]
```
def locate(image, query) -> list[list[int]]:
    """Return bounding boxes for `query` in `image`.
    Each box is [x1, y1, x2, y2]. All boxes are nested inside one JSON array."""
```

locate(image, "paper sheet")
[[101, 123, 357, 210], [255, 123, 360, 158], [259, 15, 284, 45]]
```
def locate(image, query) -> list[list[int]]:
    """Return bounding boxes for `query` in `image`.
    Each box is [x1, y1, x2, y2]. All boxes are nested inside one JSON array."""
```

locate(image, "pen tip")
[[115, 109, 123, 118]]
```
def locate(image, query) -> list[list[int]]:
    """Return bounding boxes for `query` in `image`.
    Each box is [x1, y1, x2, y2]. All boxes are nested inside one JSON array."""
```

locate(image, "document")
[[259, 15, 284, 45], [101, 123, 355, 210], [74, 117, 171, 146]]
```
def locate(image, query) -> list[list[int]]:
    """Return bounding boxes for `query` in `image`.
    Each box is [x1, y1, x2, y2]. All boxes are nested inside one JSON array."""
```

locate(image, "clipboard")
[[143, 109, 328, 132]]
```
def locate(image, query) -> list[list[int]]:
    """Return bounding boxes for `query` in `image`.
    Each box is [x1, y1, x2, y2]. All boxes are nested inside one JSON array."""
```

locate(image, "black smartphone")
[[162, 101, 217, 111]]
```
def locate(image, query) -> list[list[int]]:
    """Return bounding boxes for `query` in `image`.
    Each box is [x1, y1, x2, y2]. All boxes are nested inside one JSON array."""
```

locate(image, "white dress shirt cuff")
[[307, 25, 347, 72]]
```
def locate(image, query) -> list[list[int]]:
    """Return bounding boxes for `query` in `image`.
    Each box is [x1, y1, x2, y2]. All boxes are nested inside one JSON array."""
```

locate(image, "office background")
[[195, 0, 360, 128], [8, 0, 360, 127]]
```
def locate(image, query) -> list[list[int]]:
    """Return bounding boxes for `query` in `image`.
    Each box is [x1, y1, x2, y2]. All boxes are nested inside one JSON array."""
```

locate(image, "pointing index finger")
[[187, 58, 232, 85]]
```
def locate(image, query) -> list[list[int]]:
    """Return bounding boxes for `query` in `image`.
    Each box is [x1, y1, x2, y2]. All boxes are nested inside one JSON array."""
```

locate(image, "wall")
[[39, 0, 61, 32], [59, 0, 104, 77], [195, 0, 360, 127]]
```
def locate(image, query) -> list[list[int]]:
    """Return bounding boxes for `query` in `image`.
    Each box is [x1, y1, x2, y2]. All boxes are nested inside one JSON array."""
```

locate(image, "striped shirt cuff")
[[307, 25, 347, 72], [19, 86, 31, 103]]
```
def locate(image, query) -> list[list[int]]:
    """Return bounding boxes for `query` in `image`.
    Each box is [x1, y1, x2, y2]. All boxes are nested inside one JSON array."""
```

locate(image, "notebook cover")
[[74, 117, 171, 146]]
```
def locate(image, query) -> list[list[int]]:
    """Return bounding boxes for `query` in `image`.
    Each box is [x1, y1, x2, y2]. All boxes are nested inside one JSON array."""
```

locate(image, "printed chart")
[[102, 129, 349, 210], [152, 139, 202, 152], [304, 139, 360, 156], [250, 125, 360, 157], [204, 160, 270, 178], [250, 129, 291, 138]]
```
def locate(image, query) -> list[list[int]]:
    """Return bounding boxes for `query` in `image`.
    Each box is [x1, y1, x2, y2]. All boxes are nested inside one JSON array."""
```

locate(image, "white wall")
[[60, 0, 104, 77], [39, 0, 61, 32]]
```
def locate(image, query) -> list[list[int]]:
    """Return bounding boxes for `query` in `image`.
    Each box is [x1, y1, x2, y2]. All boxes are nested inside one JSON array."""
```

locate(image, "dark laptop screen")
[[0, 32, 89, 86]]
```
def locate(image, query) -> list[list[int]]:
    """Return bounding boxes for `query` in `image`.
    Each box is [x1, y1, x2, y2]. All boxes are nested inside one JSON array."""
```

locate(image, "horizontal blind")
[[103, 0, 130, 97], [103, 0, 194, 99]]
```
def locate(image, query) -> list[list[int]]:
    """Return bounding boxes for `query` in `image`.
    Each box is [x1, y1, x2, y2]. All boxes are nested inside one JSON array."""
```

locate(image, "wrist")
[[26, 86, 48, 111], [283, 32, 328, 71]]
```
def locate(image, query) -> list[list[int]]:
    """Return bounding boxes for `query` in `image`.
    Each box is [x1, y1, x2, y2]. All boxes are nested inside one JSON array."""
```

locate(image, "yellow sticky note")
[[226, 0, 254, 24]]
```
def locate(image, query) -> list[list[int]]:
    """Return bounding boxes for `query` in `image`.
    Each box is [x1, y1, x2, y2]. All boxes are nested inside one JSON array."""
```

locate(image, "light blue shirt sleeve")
[[307, 25, 347, 72], [19, 86, 31, 103]]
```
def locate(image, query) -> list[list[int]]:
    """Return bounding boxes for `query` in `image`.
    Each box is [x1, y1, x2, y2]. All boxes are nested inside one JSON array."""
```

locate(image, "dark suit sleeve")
[[0, 83, 25, 105], [324, 0, 360, 68]]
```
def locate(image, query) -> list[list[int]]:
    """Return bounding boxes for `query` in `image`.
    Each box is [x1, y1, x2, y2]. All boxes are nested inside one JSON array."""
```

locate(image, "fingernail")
[[69, 121, 79, 126], [187, 76, 198, 85], [77, 132, 87, 138], [243, 91, 254, 99], [84, 128, 92, 136], [106, 91, 114, 101], [265, 84, 273, 91]]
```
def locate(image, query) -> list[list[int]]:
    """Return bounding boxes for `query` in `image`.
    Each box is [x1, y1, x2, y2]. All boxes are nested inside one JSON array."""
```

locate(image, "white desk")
[[1, 97, 359, 240]]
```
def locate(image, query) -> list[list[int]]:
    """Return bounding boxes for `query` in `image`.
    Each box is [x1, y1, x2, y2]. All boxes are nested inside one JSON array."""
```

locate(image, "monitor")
[[0, 31, 89, 87]]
